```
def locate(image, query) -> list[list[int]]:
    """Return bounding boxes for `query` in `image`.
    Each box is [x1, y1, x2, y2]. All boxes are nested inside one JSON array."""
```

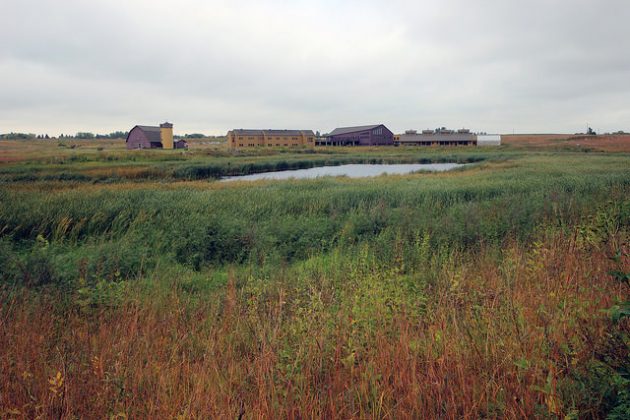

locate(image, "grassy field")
[[502, 134, 630, 152], [0, 138, 629, 418]]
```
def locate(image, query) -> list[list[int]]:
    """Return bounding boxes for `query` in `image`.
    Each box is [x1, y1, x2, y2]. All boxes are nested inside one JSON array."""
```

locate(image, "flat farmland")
[[502, 133, 630, 152]]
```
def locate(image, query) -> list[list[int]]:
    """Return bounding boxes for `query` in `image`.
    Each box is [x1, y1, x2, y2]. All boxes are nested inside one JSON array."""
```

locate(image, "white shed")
[[476, 135, 501, 146]]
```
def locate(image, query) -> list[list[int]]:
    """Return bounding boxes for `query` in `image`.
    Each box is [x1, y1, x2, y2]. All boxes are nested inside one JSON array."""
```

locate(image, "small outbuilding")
[[476, 135, 501, 146], [174, 139, 188, 149]]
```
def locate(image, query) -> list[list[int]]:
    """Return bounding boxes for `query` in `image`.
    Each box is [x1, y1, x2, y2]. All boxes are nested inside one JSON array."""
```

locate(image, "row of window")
[[232, 139, 314, 144], [237, 136, 308, 141], [236, 143, 304, 147]]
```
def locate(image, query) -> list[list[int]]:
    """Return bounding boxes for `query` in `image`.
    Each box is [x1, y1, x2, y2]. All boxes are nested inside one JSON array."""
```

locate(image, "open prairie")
[[1, 141, 629, 418], [502, 133, 630, 152]]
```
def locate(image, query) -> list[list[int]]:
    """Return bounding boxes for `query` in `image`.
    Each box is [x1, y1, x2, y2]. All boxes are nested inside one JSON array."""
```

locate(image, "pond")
[[221, 163, 464, 181]]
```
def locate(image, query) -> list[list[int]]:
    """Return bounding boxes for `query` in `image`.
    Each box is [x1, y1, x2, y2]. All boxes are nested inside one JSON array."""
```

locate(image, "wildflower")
[[48, 371, 63, 395]]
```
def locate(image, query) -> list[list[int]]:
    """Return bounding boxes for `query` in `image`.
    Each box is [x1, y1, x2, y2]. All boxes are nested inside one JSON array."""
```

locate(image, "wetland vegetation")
[[0, 139, 629, 418]]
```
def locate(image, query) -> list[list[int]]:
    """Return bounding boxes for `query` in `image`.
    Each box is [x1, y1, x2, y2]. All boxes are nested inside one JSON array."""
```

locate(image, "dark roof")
[[132, 125, 162, 143], [230, 129, 315, 136], [135, 125, 160, 132], [328, 125, 383, 136]]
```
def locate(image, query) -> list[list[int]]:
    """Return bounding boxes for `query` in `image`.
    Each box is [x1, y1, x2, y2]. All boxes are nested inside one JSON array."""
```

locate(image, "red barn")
[[125, 123, 174, 149]]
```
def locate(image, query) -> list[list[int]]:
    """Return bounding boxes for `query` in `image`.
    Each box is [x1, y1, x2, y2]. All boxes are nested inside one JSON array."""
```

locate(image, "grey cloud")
[[1, 0, 629, 135]]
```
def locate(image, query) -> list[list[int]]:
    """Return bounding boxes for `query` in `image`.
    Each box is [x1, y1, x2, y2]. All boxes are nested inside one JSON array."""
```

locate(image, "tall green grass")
[[1, 151, 629, 417], [0, 147, 497, 182], [1, 154, 628, 288]]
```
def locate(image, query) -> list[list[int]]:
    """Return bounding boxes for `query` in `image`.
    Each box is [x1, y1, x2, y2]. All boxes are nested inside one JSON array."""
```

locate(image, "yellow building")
[[160, 122, 174, 149], [227, 129, 315, 148]]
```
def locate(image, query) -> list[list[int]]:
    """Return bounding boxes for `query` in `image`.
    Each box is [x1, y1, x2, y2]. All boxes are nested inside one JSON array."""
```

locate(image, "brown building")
[[227, 129, 315, 148]]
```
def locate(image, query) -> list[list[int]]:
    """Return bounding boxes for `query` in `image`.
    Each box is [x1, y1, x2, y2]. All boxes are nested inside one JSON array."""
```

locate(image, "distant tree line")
[[0, 131, 130, 140], [0, 132, 39, 140], [73, 131, 130, 139], [174, 133, 207, 139], [1, 131, 216, 140]]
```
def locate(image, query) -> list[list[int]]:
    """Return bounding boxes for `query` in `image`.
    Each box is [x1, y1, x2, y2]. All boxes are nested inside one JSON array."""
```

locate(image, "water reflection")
[[221, 163, 464, 182]]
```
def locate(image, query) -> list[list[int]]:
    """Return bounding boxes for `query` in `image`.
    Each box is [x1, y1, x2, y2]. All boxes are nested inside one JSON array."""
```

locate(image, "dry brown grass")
[[0, 138, 225, 164], [1, 229, 627, 418], [0, 139, 125, 163], [502, 134, 630, 152]]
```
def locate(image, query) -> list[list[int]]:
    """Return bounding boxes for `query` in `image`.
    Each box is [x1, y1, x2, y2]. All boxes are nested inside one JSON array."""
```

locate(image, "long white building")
[[394, 128, 501, 146]]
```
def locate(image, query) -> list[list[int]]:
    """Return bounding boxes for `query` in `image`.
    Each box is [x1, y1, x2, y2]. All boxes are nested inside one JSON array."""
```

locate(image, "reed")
[[0, 147, 628, 418]]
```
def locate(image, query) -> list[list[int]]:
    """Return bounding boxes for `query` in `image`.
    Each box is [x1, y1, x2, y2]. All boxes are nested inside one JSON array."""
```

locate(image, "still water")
[[221, 163, 464, 181]]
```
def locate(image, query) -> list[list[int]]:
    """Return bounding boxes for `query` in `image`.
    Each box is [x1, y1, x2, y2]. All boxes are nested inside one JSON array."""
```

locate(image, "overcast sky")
[[1, 0, 629, 135]]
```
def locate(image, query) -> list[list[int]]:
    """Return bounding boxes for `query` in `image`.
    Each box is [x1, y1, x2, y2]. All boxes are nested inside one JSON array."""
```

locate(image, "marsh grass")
[[0, 147, 629, 417], [1, 143, 501, 183]]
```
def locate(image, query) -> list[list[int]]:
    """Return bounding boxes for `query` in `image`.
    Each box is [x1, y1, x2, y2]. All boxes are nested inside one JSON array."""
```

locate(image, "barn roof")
[[131, 125, 162, 143], [328, 125, 382, 136]]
